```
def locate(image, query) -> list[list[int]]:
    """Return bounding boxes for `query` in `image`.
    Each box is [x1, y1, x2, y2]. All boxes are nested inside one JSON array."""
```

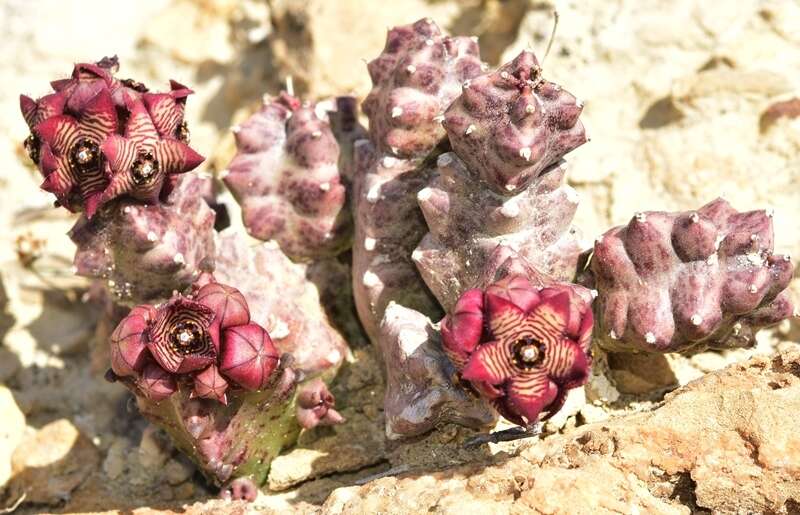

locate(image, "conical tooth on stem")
[[500, 199, 519, 218], [465, 124, 476, 135], [362, 270, 380, 288], [391, 106, 403, 118], [519, 147, 531, 161]]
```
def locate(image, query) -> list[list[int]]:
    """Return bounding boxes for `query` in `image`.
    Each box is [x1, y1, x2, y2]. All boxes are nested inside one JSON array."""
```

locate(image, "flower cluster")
[[108, 276, 279, 404], [20, 57, 203, 216], [441, 274, 593, 426]]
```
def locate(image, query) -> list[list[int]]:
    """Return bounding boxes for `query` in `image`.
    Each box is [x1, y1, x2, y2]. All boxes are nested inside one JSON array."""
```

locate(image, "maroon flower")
[[137, 362, 177, 401], [109, 305, 154, 377], [295, 378, 345, 429], [441, 274, 593, 426], [219, 324, 279, 391], [35, 87, 117, 214], [99, 98, 204, 207], [147, 297, 218, 374], [18, 57, 202, 214], [107, 278, 281, 403], [193, 364, 229, 405]]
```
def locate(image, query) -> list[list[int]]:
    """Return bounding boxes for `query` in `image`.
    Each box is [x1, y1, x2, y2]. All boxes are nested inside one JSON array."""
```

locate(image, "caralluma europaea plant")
[[16, 16, 797, 502]]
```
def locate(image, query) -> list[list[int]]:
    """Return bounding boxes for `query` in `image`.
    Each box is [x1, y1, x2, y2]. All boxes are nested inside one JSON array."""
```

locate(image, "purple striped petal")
[[505, 370, 559, 425], [461, 340, 515, 384]]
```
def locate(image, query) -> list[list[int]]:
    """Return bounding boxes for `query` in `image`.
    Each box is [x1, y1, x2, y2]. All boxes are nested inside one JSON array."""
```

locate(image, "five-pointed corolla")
[[18, 58, 203, 215], [99, 97, 203, 207], [441, 275, 593, 426], [108, 278, 279, 403]]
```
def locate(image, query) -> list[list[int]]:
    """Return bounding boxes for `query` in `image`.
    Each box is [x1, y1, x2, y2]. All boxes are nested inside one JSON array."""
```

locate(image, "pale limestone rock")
[[321, 350, 800, 514], [6, 419, 100, 505], [0, 387, 25, 489]]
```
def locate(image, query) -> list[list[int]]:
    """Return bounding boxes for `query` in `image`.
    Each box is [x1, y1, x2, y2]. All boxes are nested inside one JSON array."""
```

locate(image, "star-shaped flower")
[[147, 296, 219, 374], [99, 97, 204, 207], [35, 87, 118, 214], [441, 274, 593, 426], [106, 278, 281, 404]]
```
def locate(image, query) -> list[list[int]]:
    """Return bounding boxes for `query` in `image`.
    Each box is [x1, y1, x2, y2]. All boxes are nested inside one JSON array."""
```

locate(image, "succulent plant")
[[107, 274, 300, 487], [414, 155, 585, 312], [224, 93, 351, 261], [352, 18, 483, 343], [19, 57, 203, 216], [589, 198, 795, 353], [367, 28, 593, 437]]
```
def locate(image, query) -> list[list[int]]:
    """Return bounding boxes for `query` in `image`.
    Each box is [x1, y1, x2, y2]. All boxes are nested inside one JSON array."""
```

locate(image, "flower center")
[[24, 133, 40, 164], [120, 78, 149, 93], [169, 320, 207, 355], [69, 139, 100, 173], [512, 336, 545, 369], [176, 121, 191, 143], [131, 150, 160, 186]]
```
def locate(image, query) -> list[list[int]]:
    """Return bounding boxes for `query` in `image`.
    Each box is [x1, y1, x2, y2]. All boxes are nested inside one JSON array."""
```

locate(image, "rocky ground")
[[0, 1, 798, 514]]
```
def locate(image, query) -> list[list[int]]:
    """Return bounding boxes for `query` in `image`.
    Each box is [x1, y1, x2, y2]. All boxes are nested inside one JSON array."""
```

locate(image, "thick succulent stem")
[[376, 43, 590, 438], [70, 175, 216, 305], [352, 18, 483, 343], [128, 365, 299, 487], [223, 93, 352, 261], [588, 198, 795, 353]]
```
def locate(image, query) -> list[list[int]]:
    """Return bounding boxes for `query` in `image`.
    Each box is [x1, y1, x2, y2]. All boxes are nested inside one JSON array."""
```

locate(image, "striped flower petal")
[[526, 291, 570, 338], [148, 297, 217, 374], [20, 93, 65, 130], [143, 81, 192, 138], [505, 370, 559, 425], [541, 337, 590, 387], [461, 340, 515, 384], [485, 292, 526, 342]]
